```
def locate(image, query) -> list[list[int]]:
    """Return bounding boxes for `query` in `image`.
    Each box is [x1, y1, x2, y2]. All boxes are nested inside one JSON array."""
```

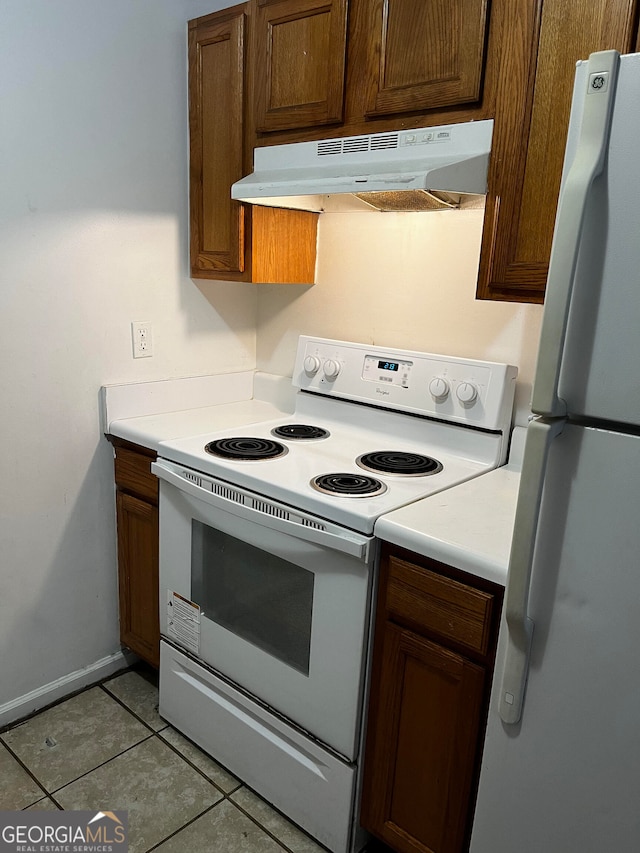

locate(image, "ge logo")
[[592, 75, 605, 90]]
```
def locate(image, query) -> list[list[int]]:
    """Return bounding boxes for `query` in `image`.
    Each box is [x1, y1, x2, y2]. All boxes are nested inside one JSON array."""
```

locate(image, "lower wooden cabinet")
[[361, 546, 503, 853], [111, 438, 160, 668]]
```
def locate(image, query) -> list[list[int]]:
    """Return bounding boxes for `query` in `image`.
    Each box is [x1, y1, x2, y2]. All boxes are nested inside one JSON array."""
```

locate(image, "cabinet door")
[[116, 491, 160, 668], [477, 0, 638, 303], [253, 0, 349, 132], [361, 621, 485, 853], [189, 7, 247, 277], [351, 0, 488, 118]]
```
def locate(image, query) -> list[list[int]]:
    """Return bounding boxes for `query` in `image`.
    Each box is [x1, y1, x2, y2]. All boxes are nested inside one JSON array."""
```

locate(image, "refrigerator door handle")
[[532, 50, 620, 418], [499, 417, 565, 724]]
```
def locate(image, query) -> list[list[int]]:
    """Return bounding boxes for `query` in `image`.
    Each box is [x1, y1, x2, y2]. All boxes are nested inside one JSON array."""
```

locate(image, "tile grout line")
[[98, 681, 167, 736], [0, 738, 53, 810], [45, 732, 157, 799], [143, 801, 221, 853], [225, 794, 319, 853]]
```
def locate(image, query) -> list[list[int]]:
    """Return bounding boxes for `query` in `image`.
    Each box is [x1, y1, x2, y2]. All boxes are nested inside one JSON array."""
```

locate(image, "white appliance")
[[471, 51, 640, 852], [152, 336, 517, 853], [230, 119, 493, 212]]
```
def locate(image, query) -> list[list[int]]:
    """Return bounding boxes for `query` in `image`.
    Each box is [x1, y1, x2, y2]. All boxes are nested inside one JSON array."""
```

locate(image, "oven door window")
[[191, 520, 314, 675]]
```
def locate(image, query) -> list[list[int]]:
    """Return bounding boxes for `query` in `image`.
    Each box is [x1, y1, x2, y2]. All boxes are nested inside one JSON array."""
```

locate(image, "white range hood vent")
[[231, 119, 493, 213]]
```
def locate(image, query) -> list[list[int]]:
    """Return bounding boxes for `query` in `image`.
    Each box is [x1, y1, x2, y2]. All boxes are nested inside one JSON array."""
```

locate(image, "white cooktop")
[[157, 393, 503, 535]]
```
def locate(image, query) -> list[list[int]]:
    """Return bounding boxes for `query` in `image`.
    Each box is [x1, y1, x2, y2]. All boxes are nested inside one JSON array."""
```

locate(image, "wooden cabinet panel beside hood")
[[476, 0, 639, 303], [189, 4, 318, 283]]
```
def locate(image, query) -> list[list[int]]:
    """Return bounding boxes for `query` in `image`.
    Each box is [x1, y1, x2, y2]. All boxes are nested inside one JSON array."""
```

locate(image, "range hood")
[[231, 119, 493, 213]]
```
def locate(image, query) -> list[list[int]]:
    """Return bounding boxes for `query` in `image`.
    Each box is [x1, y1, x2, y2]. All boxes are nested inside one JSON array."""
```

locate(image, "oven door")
[[152, 458, 375, 761]]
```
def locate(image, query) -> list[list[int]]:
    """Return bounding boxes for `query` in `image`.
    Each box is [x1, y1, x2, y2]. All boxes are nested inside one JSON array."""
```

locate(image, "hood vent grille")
[[318, 132, 400, 158], [370, 133, 400, 151]]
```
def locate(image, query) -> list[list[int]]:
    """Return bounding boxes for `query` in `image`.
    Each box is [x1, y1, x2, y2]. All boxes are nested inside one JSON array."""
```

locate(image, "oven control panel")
[[293, 336, 518, 432], [362, 354, 413, 387]]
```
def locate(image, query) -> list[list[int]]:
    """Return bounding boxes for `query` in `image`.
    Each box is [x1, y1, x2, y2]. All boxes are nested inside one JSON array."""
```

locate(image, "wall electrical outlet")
[[131, 321, 153, 358]]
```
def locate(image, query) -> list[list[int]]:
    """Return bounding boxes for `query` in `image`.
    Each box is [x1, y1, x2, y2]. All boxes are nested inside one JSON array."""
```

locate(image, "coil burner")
[[311, 473, 387, 498], [271, 424, 330, 441], [357, 450, 443, 477], [205, 437, 288, 461]]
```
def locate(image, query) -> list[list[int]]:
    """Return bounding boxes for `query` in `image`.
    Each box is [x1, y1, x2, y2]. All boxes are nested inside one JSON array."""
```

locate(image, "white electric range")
[[152, 336, 517, 853]]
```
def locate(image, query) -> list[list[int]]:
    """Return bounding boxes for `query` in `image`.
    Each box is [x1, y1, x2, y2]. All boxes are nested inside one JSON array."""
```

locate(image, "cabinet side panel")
[[251, 206, 318, 283]]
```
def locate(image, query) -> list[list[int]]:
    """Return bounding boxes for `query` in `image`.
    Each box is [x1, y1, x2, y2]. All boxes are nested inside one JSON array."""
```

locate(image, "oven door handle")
[[152, 459, 371, 561]]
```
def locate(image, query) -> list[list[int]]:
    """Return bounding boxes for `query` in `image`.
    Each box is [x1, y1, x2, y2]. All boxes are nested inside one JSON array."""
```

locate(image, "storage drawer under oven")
[[160, 641, 356, 853]]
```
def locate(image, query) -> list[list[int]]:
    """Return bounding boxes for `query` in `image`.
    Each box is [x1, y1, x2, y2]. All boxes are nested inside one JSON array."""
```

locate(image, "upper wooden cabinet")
[[253, 0, 490, 136], [477, 0, 639, 303], [190, 0, 640, 297], [189, 7, 247, 277], [188, 4, 318, 282], [253, 0, 349, 132], [353, 0, 489, 118]]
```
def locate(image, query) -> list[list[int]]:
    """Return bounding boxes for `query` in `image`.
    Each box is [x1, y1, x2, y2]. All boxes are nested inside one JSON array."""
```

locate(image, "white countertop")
[[103, 372, 296, 453], [108, 399, 293, 453], [374, 427, 526, 586]]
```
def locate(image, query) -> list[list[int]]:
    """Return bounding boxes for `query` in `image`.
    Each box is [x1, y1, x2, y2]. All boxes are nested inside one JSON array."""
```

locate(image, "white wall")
[[0, 0, 256, 712], [257, 209, 543, 425]]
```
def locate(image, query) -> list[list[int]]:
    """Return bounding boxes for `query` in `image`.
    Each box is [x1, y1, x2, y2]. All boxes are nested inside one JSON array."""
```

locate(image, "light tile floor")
[[0, 666, 332, 853]]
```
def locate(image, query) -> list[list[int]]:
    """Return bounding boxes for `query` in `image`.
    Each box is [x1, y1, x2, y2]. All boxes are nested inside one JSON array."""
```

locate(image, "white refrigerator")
[[471, 50, 640, 852]]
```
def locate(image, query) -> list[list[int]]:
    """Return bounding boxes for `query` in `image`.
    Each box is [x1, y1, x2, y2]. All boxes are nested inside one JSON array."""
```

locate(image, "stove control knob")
[[429, 377, 450, 400], [456, 381, 478, 405], [303, 355, 322, 375], [323, 358, 341, 380]]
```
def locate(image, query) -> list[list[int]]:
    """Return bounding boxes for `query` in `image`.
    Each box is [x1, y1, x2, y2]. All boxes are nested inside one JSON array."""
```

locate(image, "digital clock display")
[[378, 360, 399, 372]]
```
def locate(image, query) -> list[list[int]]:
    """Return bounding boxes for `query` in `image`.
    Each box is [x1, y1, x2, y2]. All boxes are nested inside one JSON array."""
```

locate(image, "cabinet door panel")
[[116, 491, 160, 668], [362, 622, 485, 853], [189, 8, 246, 276], [357, 0, 488, 117], [477, 0, 638, 302], [254, 0, 348, 131]]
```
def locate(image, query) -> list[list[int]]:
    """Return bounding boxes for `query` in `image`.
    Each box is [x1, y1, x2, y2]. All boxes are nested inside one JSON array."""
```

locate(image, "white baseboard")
[[0, 649, 137, 729]]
